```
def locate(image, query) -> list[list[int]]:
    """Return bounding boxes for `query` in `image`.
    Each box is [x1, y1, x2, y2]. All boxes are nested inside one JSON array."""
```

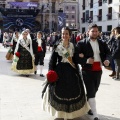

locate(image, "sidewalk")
[[0, 46, 120, 120]]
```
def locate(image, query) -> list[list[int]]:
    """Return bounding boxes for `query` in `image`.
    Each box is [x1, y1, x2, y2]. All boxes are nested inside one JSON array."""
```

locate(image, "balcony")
[[97, 15, 102, 21], [81, 18, 85, 23], [89, 16, 93, 21], [106, 13, 112, 20], [82, 5, 85, 10]]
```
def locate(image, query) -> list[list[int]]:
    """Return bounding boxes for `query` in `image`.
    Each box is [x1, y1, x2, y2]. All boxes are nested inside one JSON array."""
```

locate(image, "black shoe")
[[34, 71, 37, 74], [94, 117, 99, 120], [40, 74, 44, 77], [88, 109, 93, 115], [26, 75, 29, 77]]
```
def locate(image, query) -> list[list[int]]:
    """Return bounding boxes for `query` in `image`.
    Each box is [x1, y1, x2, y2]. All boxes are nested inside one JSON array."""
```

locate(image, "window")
[[66, 6, 69, 10], [72, 6, 75, 10], [108, 0, 112, 4], [98, 26, 102, 32], [72, 15, 75, 19], [82, 0, 85, 10], [107, 25, 112, 31], [52, 2, 55, 13], [81, 12, 85, 23], [82, 27, 85, 33], [86, 10, 89, 22], [90, 0, 93, 8], [98, 9, 102, 21], [0, 4, 5, 8], [88, 11, 93, 23], [66, 15, 68, 18], [98, 0, 102, 6], [90, 11, 93, 20], [107, 7, 112, 20]]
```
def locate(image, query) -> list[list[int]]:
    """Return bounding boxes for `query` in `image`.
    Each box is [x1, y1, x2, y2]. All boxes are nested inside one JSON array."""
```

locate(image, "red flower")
[[15, 52, 20, 57], [46, 70, 58, 83]]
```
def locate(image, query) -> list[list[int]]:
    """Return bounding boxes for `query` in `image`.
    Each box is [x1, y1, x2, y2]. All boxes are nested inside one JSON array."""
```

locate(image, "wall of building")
[[63, 0, 79, 30], [79, 0, 120, 33]]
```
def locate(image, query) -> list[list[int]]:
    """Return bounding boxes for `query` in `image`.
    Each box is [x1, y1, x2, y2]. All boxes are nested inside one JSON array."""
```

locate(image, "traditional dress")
[[33, 38, 46, 65], [11, 35, 34, 74], [42, 41, 90, 119], [11, 33, 20, 54], [75, 37, 111, 119], [32, 37, 46, 76]]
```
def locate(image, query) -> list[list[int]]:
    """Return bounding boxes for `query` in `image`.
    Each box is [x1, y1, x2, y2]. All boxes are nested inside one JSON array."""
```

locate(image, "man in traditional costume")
[[75, 24, 111, 120]]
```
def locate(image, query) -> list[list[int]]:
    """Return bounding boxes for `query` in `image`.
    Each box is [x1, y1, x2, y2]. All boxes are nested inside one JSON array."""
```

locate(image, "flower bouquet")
[[42, 70, 58, 98], [46, 70, 58, 83], [15, 52, 20, 57], [13, 52, 20, 62]]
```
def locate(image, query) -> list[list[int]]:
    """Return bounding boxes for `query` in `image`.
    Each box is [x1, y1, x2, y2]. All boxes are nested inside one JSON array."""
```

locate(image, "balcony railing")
[[82, 5, 85, 10], [97, 15, 102, 21], [106, 13, 112, 20], [81, 18, 85, 23]]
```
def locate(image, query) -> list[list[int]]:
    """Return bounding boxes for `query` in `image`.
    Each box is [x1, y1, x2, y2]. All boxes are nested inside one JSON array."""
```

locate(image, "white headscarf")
[[11, 32, 20, 45], [14, 30, 34, 58]]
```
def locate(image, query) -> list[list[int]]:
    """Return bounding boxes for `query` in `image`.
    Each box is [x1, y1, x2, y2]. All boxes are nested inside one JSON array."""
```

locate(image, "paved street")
[[0, 44, 120, 120]]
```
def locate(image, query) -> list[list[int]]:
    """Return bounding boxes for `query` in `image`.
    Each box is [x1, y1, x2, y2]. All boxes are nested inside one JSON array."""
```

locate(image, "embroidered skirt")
[[11, 47, 34, 74], [42, 63, 90, 119]]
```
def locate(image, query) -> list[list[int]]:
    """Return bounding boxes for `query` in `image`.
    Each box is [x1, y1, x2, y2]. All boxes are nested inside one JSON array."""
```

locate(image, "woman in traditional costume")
[[3, 32, 9, 48], [11, 30, 34, 77], [42, 27, 90, 120], [11, 31, 20, 54]]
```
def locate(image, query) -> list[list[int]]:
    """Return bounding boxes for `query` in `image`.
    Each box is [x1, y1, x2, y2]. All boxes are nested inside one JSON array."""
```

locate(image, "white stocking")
[[40, 65, 43, 74], [88, 98, 99, 118]]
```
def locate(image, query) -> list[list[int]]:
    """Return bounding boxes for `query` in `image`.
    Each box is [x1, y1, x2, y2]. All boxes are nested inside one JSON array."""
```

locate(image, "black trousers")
[[115, 59, 120, 78], [82, 70, 102, 98], [35, 51, 44, 65]]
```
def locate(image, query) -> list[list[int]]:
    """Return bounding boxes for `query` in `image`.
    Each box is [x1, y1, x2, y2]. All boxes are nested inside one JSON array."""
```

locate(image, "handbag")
[[6, 52, 13, 60]]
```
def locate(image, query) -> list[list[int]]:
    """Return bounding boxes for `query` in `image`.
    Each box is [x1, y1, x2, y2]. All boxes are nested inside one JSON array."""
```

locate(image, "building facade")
[[62, 0, 79, 30], [79, 0, 120, 33]]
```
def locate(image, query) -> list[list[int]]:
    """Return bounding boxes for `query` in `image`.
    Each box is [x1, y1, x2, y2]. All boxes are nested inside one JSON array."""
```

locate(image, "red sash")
[[38, 46, 42, 52], [92, 62, 102, 71]]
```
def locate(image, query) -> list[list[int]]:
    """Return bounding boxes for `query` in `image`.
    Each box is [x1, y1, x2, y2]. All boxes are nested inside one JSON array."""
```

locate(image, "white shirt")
[[90, 39, 101, 62], [37, 38, 42, 46]]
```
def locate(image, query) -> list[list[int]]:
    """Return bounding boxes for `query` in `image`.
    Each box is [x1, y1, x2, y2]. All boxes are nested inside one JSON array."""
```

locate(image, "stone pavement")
[[0, 45, 120, 120]]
